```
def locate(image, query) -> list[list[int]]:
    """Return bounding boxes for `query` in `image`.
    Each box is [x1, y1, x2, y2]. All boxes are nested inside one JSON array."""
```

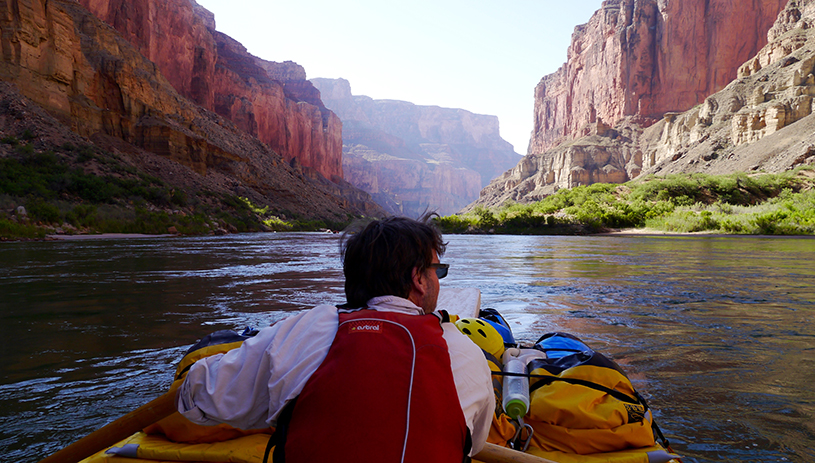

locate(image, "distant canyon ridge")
[[311, 78, 520, 216], [474, 0, 815, 209]]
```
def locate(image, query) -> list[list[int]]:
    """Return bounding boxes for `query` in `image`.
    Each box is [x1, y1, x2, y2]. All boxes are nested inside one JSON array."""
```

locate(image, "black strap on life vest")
[[462, 428, 473, 463], [263, 435, 274, 463], [434, 309, 451, 324], [263, 397, 298, 463]]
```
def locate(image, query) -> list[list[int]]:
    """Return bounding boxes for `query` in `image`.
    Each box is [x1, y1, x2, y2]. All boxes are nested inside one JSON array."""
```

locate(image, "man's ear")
[[409, 266, 427, 303]]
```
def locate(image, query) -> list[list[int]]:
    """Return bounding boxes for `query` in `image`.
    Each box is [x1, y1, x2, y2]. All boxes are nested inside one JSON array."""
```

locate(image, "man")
[[176, 215, 495, 462]]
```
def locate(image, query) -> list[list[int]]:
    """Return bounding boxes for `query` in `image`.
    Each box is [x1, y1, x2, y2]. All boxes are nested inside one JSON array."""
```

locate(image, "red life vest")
[[279, 309, 469, 463]]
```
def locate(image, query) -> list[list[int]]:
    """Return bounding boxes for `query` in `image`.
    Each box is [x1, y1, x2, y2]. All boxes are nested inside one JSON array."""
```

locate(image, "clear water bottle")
[[501, 348, 529, 420]]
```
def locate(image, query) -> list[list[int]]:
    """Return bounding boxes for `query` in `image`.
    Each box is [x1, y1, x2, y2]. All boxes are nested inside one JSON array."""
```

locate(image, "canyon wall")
[[474, 0, 815, 209], [530, 0, 788, 155], [76, 0, 343, 180], [0, 0, 381, 219], [312, 78, 520, 216], [638, 0, 815, 176]]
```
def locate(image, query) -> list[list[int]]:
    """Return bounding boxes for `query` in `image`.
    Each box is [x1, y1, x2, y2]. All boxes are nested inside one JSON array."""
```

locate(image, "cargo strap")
[[527, 374, 641, 405]]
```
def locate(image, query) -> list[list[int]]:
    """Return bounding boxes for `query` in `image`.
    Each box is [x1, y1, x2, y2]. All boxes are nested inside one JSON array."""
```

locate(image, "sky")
[[194, 0, 605, 154]]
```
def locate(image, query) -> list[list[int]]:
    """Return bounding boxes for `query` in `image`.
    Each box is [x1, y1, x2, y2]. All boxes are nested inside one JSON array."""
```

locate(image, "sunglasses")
[[430, 263, 449, 279]]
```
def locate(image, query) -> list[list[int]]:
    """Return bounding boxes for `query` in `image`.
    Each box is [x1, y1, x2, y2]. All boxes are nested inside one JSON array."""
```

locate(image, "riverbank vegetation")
[[0, 137, 349, 240], [5, 130, 815, 240], [436, 168, 815, 235]]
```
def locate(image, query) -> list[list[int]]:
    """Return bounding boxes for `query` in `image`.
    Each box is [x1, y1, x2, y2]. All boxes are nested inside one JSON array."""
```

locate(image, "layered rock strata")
[[639, 0, 815, 175], [76, 0, 342, 180], [312, 78, 520, 216], [475, 120, 644, 207], [0, 0, 381, 219]]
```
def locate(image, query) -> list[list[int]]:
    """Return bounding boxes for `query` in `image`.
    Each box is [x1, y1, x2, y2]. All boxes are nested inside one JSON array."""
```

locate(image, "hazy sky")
[[195, 0, 605, 154]]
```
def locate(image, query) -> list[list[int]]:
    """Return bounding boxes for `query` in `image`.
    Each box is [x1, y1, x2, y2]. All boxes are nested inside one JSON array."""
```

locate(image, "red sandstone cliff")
[[77, 0, 343, 180], [530, 0, 788, 154], [0, 0, 381, 219]]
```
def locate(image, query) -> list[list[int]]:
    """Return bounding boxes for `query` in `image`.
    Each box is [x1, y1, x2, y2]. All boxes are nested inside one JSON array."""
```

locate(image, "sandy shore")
[[46, 233, 175, 240], [597, 228, 815, 238], [599, 228, 749, 237], [597, 228, 700, 236]]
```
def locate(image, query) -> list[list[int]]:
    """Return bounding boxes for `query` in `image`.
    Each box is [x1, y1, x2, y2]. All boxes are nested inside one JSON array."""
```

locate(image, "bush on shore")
[[436, 168, 815, 235]]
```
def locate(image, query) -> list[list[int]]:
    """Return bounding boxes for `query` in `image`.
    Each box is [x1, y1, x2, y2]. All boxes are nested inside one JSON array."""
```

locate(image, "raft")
[[73, 288, 680, 463]]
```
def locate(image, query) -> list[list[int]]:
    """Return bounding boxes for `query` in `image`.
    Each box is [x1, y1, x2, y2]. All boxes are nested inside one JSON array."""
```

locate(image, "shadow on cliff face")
[[0, 0, 386, 235]]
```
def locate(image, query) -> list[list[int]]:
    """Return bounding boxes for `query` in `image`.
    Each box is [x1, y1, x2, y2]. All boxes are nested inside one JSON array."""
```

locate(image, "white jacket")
[[177, 295, 495, 455]]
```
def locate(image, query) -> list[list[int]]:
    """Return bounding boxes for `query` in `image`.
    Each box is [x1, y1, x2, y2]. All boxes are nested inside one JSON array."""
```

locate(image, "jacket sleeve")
[[177, 304, 339, 430], [442, 323, 496, 456]]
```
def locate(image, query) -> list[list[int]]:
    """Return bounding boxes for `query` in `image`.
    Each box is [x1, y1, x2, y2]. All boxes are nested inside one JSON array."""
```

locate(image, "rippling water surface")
[[1, 233, 813, 462]]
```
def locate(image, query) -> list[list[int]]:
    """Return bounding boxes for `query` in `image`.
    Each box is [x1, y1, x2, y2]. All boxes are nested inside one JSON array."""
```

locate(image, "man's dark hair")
[[340, 214, 447, 308]]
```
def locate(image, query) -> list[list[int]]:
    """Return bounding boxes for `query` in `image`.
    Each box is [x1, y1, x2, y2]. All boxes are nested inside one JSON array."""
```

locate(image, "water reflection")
[[1, 233, 814, 462], [443, 235, 815, 462]]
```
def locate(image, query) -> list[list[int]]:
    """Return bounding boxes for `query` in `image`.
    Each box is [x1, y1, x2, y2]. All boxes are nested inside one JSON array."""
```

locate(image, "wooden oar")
[[38, 391, 177, 463], [38, 389, 557, 463]]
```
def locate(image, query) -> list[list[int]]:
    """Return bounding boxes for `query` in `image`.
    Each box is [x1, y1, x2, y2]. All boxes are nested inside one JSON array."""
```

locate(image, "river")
[[1, 232, 813, 462]]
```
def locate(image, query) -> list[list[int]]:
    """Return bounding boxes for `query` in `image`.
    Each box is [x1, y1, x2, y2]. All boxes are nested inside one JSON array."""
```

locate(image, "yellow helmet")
[[455, 318, 505, 359]]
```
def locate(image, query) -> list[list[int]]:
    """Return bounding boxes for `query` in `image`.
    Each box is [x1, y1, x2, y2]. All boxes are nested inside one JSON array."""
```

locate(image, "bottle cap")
[[504, 398, 527, 420]]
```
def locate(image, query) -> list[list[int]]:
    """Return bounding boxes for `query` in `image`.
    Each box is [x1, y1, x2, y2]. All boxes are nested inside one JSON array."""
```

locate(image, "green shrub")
[[264, 216, 294, 231], [0, 218, 46, 239], [69, 173, 118, 202], [15, 143, 35, 156], [501, 209, 549, 230], [25, 200, 61, 224], [720, 217, 746, 233], [474, 206, 498, 229], [65, 204, 99, 228], [171, 190, 188, 207], [434, 214, 473, 233]]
